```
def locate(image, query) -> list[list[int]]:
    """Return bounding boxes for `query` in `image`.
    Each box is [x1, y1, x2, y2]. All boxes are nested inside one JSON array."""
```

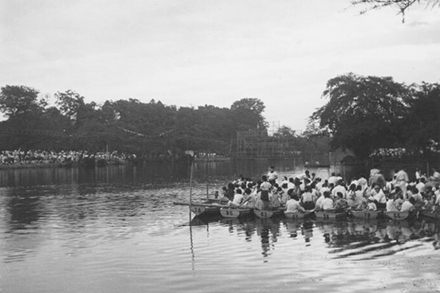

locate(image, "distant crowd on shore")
[[0, 149, 135, 167]]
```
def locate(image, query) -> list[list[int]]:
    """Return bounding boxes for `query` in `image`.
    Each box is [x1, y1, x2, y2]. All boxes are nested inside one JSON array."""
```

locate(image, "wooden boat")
[[254, 208, 284, 219], [419, 209, 440, 220], [173, 201, 225, 217], [189, 205, 221, 217], [315, 210, 347, 220], [383, 211, 410, 220], [220, 207, 252, 218], [350, 209, 383, 220], [284, 210, 314, 220]]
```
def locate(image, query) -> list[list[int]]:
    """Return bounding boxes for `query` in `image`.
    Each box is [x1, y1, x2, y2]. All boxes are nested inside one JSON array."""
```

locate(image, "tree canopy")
[[311, 73, 439, 161], [0, 87, 271, 159]]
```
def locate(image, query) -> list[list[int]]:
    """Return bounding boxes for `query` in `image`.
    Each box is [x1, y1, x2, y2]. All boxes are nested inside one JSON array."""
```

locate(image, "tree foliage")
[[311, 73, 440, 162], [0, 85, 47, 118], [231, 98, 268, 131], [0, 86, 271, 159], [311, 73, 412, 160]]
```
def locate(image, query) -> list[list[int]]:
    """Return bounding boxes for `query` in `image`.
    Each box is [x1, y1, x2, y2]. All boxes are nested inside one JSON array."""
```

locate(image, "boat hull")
[[220, 208, 252, 218], [419, 210, 440, 220], [315, 210, 347, 220], [254, 208, 284, 219], [190, 205, 221, 217], [383, 211, 409, 220], [350, 210, 382, 220], [284, 211, 314, 219]]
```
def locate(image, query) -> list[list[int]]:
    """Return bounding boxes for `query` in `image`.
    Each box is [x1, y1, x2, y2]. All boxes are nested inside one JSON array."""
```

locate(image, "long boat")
[[173, 201, 226, 217], [254, 208, 284, 219], [220, 207, 253, 218], [315, 210, 347, 220], [284, 210, 314, 220], [383, 211, 410, 220], [419, 209, 440, 220], [350, 209, 383, 220]]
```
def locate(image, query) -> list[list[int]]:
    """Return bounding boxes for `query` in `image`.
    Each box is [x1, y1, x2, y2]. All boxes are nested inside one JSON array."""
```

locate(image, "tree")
[[402, 83, 440, 157], [55, 90, 85, 123], [351, 0, 440, 22], [0, 85, 47, 118], [231, 98, 267, 131], [311, 73, 411, 160]]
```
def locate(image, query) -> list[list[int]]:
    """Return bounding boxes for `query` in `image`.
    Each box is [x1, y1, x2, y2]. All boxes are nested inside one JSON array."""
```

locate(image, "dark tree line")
[[0, 85, 269, 160], [310, 73, 440, 163]]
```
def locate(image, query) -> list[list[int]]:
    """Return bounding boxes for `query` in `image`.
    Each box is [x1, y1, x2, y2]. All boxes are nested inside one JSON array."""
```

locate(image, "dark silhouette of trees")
[[311, 73, 439, 162]]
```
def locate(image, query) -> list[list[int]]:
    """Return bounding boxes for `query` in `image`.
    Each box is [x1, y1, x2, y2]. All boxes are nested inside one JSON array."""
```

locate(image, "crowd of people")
[[218, 166, 440, 214], [0, 149, 135, 167]]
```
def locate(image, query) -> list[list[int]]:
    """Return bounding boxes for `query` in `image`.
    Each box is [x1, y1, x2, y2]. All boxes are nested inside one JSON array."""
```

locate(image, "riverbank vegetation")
[[0, 72, 438, 167]]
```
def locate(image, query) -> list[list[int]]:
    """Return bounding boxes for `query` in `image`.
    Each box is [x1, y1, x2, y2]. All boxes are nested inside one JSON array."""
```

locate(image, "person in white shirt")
[[321, 191, 334, 211], [285, 191, 306, 213], [347, 184, 367, 210], [241, 188, 256, 208], [415, 177, 426, 194], [230, 189, 244, 207], [267, 166, 278, 185], [386, 193, 400, 212], [371, 185, 387, 209], [367, 197, 377, 211], [301, 185, 315, 210], [332, 180, 347, 199], [395, 168, 409, 199], [401, 197, 416, 212], [328, 173, 339, 186], [259, 175, 272, 210], [315, 193, 325, 211]]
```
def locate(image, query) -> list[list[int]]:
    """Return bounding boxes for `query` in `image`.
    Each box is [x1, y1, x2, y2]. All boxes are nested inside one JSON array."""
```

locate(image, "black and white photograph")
[[1, 1, 439, 292]]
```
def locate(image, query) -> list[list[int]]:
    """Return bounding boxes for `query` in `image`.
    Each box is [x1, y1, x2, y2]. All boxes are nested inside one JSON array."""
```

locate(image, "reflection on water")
[[1, 163, 440, 293], [191, 215, 440, 261]]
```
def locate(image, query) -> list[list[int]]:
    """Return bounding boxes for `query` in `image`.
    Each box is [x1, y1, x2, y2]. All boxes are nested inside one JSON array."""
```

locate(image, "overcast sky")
[[1, 0, 439, 132]]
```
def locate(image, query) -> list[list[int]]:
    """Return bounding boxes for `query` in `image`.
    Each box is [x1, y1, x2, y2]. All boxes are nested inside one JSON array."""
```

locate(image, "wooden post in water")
[[186, 150, 195, 217]]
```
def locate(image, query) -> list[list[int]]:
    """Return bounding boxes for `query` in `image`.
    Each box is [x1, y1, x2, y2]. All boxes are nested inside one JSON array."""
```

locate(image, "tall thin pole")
[[189, 158, 194, 207]]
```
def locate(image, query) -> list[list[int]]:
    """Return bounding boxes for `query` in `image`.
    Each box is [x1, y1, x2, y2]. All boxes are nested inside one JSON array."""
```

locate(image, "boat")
[[220, 207, 253, 218], [189, 204, 221, 217], [383, 211, 410, 220], [254, 208, 284, 219], [173, 201, 225, 217], [284, 210, 314, 220], [315, 210, 347, 220], [419, 209, 440, 220], [350, 209, 383, 220]]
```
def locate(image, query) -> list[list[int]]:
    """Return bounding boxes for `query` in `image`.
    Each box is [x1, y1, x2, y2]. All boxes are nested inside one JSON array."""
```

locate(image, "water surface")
[[1, 162, 439, 293]]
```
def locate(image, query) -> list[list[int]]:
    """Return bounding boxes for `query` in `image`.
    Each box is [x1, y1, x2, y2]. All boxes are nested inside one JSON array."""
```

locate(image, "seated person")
[[285, 191, 306, 213], [229, 188, 244, 207], [241, 188, 256, 208], [386, 193, 400, 212], [401, 197, 416, 212], [321, 191, 335, 211], [367, 197, 377, 211], [334, 191, 348, 212], [270, 188, 282, 208], [300, 185, 315, 210]]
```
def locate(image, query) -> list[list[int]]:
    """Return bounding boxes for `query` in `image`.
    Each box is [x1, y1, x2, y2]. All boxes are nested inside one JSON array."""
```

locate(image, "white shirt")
[[332, 185, 347, 198], [322, 198, 334, 210], [401, 201, 414, 212], [232, 193, 244, 205], [285, 199, 304, 213], [267, 171, 278, 181]]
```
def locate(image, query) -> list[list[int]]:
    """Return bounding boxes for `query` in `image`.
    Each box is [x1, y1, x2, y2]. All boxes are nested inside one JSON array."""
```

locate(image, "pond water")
[[1, 161, 440, 293]]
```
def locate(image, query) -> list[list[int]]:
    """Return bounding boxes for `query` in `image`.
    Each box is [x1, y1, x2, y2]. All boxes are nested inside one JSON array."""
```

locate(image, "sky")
[[1, 0, 439, 132]]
